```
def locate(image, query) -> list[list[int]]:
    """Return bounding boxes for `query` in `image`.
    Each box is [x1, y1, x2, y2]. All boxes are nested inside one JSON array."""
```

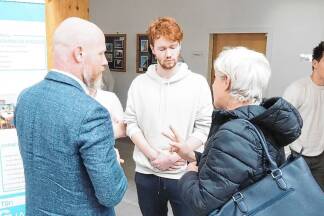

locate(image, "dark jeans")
[[293, 151, 324, 191], [135, 172, 194, 216]]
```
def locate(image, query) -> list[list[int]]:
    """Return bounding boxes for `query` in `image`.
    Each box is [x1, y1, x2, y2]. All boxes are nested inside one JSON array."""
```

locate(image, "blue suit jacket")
[[14, 71, 127, 216]]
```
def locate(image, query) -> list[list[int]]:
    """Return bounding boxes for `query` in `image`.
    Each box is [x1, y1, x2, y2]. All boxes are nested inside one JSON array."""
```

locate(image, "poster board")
[[0, 0, 47, 215]]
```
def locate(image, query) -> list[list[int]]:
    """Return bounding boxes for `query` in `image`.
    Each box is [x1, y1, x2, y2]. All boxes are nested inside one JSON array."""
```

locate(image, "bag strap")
[[240, 119, 288, 190], [241, 119, 278, 170], [230, 119, 289, 214]]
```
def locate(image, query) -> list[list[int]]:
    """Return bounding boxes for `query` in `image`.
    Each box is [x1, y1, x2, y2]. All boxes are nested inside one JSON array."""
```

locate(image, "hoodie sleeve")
[[190, 78, 213, 143], [124, 79, 142, 138]]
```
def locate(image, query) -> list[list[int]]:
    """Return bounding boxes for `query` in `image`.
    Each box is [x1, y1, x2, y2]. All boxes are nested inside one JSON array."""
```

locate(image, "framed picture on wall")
[[114, 40, 124, 49], [107, 43, 113, 52], [114, 59, 123, 69], [105, 34, 126, 72], [140, 39, 149, 52], [106, 53, 113, 62], [114, 49, 123, 58], [136, 34, 156, 73], [140, 55, 149, 69]]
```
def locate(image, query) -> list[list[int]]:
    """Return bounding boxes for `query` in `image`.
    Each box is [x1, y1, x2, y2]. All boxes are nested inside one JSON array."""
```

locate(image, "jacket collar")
[[210, 97, 303, 148], [45, 71, 87, 94], [211, 105, 266, 127]]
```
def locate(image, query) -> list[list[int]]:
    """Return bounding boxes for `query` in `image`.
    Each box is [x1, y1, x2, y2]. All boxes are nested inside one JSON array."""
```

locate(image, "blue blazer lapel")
[[45, 71, 85, 93]]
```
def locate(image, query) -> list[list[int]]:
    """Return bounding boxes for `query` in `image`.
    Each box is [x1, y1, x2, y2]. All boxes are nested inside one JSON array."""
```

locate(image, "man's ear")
[[73, 46, 83, 63], [312, 59, 318, 70]]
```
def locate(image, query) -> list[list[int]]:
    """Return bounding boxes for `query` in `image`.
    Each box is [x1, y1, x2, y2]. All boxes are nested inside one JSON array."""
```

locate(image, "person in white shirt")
[[88, 87, 126, 164], [101, 67, 115, 92], [283, 41, 324, 190], [87, 69, 125, 140], [124, 17, 213, 216], [88, 71, 126, 166], [91, 88, 126, 139]]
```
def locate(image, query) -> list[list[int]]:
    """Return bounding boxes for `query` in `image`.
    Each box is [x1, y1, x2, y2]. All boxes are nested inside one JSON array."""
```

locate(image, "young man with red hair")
[[125, 17, 213, 216]]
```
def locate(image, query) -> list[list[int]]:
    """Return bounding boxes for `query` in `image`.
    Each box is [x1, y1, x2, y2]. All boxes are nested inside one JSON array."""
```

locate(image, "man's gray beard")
[[92, 75, 103, 90], [83, 69, 103, 90]]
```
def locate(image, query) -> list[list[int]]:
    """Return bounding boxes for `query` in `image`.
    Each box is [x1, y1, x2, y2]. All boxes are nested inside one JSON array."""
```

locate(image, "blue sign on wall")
[[0, 1, 45, 215]]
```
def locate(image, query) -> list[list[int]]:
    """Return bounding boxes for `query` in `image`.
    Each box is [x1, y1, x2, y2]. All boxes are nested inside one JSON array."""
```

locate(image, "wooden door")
[[45, 0, 89, 69], [211, 33, 267, 84]]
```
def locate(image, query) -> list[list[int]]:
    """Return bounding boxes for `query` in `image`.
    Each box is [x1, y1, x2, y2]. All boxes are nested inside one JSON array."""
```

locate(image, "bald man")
[[14, 17, 127, 216]]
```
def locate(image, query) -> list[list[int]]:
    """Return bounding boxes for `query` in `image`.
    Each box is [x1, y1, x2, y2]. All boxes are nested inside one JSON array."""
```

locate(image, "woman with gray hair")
[[213, 47, 271, 106], [164, 47, 303, 216]]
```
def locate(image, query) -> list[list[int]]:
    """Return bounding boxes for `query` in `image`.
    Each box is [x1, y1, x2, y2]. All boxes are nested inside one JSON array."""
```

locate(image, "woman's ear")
[[224, 75, 231, 91]]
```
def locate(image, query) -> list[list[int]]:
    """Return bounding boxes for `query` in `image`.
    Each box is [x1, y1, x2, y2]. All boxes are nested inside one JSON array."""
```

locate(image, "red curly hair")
[[147, 17, 183, 47]]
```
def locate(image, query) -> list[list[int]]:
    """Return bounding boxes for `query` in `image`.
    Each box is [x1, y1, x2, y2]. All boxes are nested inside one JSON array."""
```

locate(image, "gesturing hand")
[[162, 126, 193, 161]]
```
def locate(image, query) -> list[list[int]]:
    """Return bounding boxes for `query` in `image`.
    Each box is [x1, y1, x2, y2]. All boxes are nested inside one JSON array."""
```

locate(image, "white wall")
[[89, 0, 324, 107]]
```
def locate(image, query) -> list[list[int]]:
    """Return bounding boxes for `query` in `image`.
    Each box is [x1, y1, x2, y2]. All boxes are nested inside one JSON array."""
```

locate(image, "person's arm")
[[124, 81, 180, 170], [282, 82, 304, 157], [190, 78, 213, 149], [178, 125, 257, 216], [164, 79, 212, 162], [113, 121, 126, 139], [124, 81, 158, 160], [111, 93, 126, 139], [130, 131, 159, 160], [78, 106, 127, 207]]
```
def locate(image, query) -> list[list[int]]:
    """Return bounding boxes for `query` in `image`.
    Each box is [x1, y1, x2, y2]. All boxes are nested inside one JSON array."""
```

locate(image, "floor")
[[114, 138, 173, 216]]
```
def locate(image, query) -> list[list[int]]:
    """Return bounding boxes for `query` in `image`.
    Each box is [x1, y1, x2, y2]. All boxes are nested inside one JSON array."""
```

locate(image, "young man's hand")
[[150, 150, 181, 171]]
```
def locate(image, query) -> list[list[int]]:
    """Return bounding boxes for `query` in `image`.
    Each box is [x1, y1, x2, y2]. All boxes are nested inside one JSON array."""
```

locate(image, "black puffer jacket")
[[178, 97, 303, 216]]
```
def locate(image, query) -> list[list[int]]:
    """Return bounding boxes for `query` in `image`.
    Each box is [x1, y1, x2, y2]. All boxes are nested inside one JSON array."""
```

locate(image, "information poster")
[[0, 0, 46, 215]]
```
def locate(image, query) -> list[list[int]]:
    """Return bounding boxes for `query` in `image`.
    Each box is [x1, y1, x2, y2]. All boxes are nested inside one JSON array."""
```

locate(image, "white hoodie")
[[125, 63, 213, 179]]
